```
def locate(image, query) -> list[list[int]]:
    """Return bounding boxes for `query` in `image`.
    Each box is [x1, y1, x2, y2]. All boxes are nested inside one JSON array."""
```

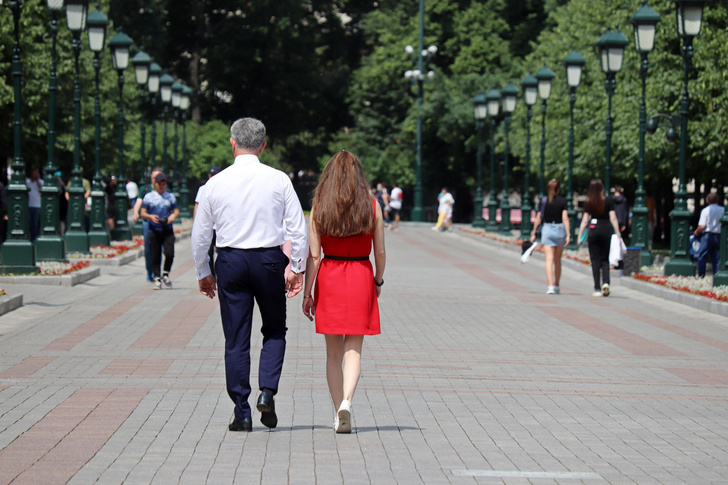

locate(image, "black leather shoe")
[[256, 389, 277, 429], [228, 416, 252, 432]]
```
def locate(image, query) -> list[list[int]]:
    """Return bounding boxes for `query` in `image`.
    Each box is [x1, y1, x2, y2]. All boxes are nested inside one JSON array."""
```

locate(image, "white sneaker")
[[336, 400, 351, 434], [333, 415, 339, 431], [154, 277, 162, 290], [601, 283, 610, 297], [546, 286, 556, 295], [162, 273, 173, 288], [592, 291, 602, 298], [553, 286, 560, 294]]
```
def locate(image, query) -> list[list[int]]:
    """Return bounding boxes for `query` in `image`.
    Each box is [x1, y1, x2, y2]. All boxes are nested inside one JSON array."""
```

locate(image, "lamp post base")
[[472, 195, 484, 228], [665, 207, 693, 277], [89, 230, 111, 247], [132, 220, 144, 236], [664, 258, 695, 277], [65, 230, 90, 254], [566, 207, 578, 250], [35, 236, 66, 262], [1, 240, 38, 274], [486, 200, 498, 232], [640, 249, 653, 268], [499, 206, 512, 236], [411, 206, 424, 223], [519, 203, 532, 241], [630, 206, 652, 266], [111, 227, 132, 242]]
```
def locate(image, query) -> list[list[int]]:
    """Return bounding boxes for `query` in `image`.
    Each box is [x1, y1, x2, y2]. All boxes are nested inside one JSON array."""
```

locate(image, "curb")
[[0, 266, 100, 287], [453, 226, 728, 318], [0, 293, 22, 316]]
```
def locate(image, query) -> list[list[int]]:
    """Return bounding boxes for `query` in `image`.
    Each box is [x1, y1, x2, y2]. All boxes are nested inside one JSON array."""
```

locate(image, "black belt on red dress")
[[324, 255, 369, 261]]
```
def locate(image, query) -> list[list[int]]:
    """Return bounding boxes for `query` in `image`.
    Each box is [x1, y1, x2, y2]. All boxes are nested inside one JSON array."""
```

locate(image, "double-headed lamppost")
[[131, 48, 151, 235], [108, 28, 134, 241], [1, 0, 36, 273], [535, 64, 555, 200], [471, 93, 487, 228], [86, 5, 110, 247], [171, 81, 183, 195], [485, 89, 501, 232], [64, 0, 90, 254], [499, 83, 519, 236], [563, 50, 586, 250], [159, 73, 174, 177], [596, 26, 629, 193], [36, 0, 66, 262], [665, 0, 709, 276], [178, 85, 193, 218], [404, 37, 437, 222], [520, 73, 538, 241], [630, 1, 661, 266]]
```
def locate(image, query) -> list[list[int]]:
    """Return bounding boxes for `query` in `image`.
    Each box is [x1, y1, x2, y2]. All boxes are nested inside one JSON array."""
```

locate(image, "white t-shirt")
[[389, 187, 402, 210], [438, 192, 454, 215], [25, 178, 43, 208], [698, 203, 725, 234]]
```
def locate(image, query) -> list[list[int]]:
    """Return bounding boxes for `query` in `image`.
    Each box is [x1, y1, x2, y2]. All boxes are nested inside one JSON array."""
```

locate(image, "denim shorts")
[[541, 222, 566, 246]]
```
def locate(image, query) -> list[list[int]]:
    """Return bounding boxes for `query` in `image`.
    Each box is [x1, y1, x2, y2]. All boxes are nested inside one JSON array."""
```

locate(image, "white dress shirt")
[[191, 154, 308, 279]]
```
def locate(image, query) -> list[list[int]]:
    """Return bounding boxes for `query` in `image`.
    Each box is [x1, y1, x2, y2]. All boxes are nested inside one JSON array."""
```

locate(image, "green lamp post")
[[178, 85, 192, 218], [563, 49, 586, 250], [404, 25, 437, 223], [170, 81, 183, 196], [471, 93, 487, 228], [499, 83, 519, 236], [36, 0, 67, 262], [665, 0, 709, 277], [131, 47, 151, 235], [596, 26, 629, 193], [86, 6, 111, 247], [630, 1, 661, 266], [535, 64, 555, 201], [485, 88, 501, 232], [147, 62, 162, 182], [108, 27, 134, 241], [520, 73, 538, 241], [63, 0, 91, 255], [159, 73, 174, 177], [1, 0, 37, 273]]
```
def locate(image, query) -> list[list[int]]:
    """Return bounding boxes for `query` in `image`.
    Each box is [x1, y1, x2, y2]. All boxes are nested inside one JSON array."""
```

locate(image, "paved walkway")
[[1, 225, 727, 484]]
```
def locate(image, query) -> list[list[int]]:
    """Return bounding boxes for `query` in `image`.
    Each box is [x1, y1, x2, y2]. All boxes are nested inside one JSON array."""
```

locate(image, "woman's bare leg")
[[543, 245, 555, 287], [325, 334, 344, 410], [342, 335, 364, 403], [553, 246, 564, 287]]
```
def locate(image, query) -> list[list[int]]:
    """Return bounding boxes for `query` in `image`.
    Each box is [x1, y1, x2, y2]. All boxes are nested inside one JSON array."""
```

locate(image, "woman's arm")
[[530, 211, 542, 242], [372, 202, 386, 297], [577, 212, 590, 245], [561, 209, 570, 247], [302, 207, 322, 321], [609, 210, 621, 238]]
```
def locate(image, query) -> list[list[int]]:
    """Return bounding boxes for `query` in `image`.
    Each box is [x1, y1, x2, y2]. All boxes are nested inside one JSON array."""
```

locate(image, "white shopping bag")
[[521, 242, 538, 264], [608, 234, 626, 267]]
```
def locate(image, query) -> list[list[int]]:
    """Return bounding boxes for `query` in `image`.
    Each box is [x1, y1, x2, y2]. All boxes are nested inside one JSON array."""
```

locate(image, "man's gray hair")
[[230, 118, 266, 151]]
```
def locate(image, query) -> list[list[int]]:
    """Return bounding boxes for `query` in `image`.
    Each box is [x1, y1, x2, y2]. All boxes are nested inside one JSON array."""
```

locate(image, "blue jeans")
[[29, 207, 40, 241], [697, 232, 721, 278], [143, 220, 153, 279]]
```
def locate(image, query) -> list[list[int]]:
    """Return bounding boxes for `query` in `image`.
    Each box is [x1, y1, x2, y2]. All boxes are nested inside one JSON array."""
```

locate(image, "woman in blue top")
[[141, 172, 179, 289]]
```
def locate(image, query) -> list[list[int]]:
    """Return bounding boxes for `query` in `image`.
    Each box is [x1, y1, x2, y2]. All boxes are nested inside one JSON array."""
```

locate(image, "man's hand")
[[150, 214, 159, 224], [198, 275, 216, 299], [286, 272, 303, 298]]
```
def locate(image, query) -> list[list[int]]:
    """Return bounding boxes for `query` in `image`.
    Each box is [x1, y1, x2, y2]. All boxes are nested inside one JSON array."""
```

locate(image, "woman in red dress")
[[302, 150, 386, 433]]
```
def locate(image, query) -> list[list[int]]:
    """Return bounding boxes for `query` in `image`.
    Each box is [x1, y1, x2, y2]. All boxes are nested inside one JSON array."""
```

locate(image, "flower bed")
[[38, 260, 91, 276], [0, 289, 5, 297], [633, 273, 728, 302], [68, 235, 144, 259]]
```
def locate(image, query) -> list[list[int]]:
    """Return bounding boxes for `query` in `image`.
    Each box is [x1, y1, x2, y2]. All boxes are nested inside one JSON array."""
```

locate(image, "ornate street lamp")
[[63, 0, 90, 254], [471, 93, 487, 228], [1, 0, 37, 273], [159, 73, 174, 177], [131, 47, 151, 235], [596, 26, 629, 193], [403, 0, 436, 222], [108, 27, 134, 241], [86, 6, 110, 247], [36, 0, 67, 262], [535, 64, 555, 200], [665, 0, 709, 276], [170, 81, 183, 195], [520, 73, 538, 241], [485, 88, 501, 232], [563, 49, 586, 250], [178, 85, 193, 218], [499, 83, 519, 236], [629, 1, 661, 265], [147, 62, 162, 180]]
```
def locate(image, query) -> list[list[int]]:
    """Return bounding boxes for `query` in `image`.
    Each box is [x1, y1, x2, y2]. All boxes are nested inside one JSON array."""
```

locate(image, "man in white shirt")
[[25, 167, 44, 241], [388, 182, 402, 231], [694, 192, 725, 278], [191, 118, 308, 432]]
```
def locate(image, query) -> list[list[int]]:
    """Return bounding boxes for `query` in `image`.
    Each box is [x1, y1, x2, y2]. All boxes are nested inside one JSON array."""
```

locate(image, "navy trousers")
[[216, 246, 289, 421]]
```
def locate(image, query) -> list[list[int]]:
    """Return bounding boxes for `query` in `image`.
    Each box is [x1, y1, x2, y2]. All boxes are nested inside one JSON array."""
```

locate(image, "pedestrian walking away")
[[388, 182, 402, 231], [694, 192, 725, 278], [577, 178, 622, 297], [530, 179, 570, 295], [25, 167, 43, 241], [302, 150, 386, 434], [141, 172, 179, 290], [191, 118, 308, 433]]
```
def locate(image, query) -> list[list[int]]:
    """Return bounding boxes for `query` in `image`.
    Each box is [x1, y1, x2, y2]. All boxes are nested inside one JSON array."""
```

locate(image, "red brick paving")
[[0, 357, 56, 379], [131, 293, 218, 349], [100, 359, 173, 376]]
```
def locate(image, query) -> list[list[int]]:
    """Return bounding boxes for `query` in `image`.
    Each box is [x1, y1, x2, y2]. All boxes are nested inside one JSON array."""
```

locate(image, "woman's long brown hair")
[[546, 179, 560, 204], [312, 150, 374, 238], [583, 178, 605, 217]]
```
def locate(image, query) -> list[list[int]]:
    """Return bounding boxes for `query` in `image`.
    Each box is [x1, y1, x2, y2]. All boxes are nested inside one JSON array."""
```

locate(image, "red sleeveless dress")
[[314, 200, 381, 335]]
